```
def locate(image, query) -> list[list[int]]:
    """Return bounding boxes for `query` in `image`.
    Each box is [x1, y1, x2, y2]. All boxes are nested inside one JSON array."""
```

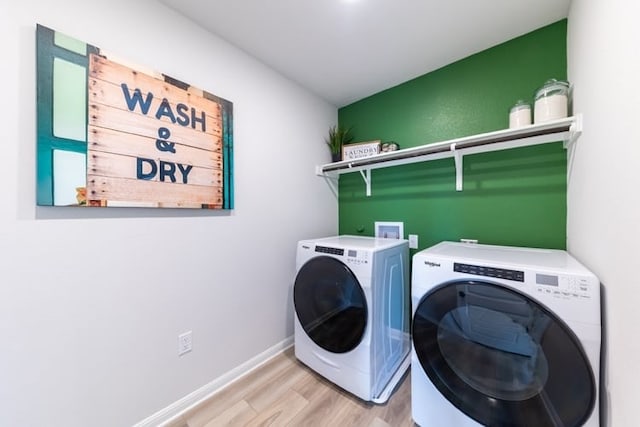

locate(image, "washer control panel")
[[315, 245, 344, 256], [345, 248, 369, 265], [315, 246, 369, 265]]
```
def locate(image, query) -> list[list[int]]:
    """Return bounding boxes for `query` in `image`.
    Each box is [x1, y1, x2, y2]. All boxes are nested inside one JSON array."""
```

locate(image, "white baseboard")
[[133, 336, 294, 427]]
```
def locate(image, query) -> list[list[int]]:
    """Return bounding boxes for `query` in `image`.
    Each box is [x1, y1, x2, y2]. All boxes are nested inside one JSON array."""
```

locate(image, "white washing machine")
[[411, 241, 601, 427], [293, 235, 411, 403]]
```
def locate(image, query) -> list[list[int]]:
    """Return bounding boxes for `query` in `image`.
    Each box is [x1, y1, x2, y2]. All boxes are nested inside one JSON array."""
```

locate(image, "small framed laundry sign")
[[342, 140, 381, 161]]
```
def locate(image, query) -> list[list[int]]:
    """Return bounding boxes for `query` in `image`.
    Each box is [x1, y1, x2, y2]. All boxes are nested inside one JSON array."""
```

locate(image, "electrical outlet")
[[178, 331, 193, 356], [408, 234, 419, 249], [460, 239, 478, 244]]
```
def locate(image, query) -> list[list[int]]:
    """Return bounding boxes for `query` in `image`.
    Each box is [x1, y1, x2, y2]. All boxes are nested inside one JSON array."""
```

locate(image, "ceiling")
[[158, 0, 571, 107]]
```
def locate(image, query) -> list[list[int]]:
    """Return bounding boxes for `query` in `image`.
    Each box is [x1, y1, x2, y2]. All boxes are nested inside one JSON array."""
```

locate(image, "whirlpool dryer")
[[411, 241, 601, 427], [293, 235, 410, 403]]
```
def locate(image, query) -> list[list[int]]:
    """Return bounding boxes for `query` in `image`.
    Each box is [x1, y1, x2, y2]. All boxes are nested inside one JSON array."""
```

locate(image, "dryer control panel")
[[452, 262, 594, 301], [454, 262, 524, 282], [536, 274, 594, 300]]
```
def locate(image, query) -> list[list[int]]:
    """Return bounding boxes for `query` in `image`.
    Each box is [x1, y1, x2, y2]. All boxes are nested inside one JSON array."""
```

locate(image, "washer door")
[[413, 280, 596, 426], [294, 256, 368, 353]]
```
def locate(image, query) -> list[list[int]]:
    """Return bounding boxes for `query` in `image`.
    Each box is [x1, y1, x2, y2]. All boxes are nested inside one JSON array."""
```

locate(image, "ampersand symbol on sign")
[[156, 127, 176, 153]]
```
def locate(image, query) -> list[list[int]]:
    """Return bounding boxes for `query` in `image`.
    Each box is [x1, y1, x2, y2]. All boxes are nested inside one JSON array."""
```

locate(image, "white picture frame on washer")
[[374, 221, 404, 239]]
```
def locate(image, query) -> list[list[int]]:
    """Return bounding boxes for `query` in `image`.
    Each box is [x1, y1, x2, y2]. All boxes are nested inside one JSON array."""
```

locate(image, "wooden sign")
[[36, 24, 234, 209], [342, 140, 381, 161], [87, 55, 224, 208]]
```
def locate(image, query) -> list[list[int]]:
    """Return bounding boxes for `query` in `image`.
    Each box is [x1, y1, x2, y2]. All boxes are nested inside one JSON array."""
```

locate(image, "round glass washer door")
[[294, 255, 368, 354], [412, 280, 596, 426]]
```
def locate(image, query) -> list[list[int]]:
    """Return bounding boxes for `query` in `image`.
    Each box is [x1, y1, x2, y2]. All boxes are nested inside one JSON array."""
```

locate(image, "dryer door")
[[413, 280, 596, 426], [294, 256, 367, 353]]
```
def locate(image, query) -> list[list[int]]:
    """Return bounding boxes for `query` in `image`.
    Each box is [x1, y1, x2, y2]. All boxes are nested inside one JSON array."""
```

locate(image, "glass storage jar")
[[534, 79, 570, 123], [509, 100, 532, 128]]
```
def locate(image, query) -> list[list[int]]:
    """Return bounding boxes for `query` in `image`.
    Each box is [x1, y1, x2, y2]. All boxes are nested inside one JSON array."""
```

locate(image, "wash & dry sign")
[[36, 24, 234, 209]]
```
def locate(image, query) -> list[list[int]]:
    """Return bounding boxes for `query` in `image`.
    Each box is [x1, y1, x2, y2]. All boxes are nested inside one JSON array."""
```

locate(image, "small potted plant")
[[325, 125, 353, 162]]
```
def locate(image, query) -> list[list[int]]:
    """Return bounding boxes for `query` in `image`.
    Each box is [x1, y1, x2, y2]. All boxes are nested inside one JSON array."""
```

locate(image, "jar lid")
[[535, 79, 570, 99], [510, 100, 531, 113]]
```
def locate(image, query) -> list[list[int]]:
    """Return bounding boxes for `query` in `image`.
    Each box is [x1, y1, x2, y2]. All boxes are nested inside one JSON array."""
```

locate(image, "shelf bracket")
[[451, 143, 463, 191], [565, 113, 583, 149], [359, 168, 372, 197], [322, 174, 339, 198]]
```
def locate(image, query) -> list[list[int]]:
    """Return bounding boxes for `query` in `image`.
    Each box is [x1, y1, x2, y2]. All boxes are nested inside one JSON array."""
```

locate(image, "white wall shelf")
[[316, 114, 582, 196]]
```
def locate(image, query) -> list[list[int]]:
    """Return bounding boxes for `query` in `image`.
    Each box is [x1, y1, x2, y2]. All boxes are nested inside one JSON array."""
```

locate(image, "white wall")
[[0, 1, 337, 426], [567, 1, 640, 425]]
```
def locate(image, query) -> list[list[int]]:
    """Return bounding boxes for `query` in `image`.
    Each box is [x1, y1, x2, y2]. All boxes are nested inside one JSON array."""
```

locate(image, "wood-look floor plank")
[[284, 384, 346, 426], [202, 400, 256, 427], [319, 393, 375, 427], [172, 347, 415, 427], [162, 417, 188, 427], [290, 364, 327, 402], [244, 389, 308, 427], [183, 349, 297, 427], [368, 417, 392, 427], [369, 371, 413, 427], [244, 357, 310, 412]]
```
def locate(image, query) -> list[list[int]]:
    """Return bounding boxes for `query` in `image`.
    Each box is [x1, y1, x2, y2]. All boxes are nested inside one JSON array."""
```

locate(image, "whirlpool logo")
[[424, 260, 441, 267]]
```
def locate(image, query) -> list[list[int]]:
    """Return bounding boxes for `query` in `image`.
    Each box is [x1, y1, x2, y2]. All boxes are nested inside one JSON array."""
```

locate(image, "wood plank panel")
[[88, 126, 222, 170], [87, 176, 222, 206], [88, 152, 222, 187], [89, 54, 222, 117], [89, 102, 221, 151], [87, 54, 226, 208], [89, 77, 222, 138]]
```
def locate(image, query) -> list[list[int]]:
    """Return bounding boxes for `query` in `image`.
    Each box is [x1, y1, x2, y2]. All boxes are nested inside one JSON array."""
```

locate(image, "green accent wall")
[[338, 20, 568, 251]]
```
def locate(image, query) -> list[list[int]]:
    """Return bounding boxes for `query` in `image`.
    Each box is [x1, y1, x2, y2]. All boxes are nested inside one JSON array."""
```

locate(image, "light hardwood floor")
[[165, 346, 414, 427]]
